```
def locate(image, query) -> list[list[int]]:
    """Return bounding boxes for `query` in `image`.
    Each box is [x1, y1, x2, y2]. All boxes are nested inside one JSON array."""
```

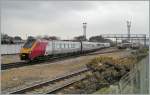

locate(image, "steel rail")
[[1, 62, 27, 70], [2, 48, 119, 70], [1, 54, 80, 70], [9, 68, 89, 94], [46, 76, 86, 94]]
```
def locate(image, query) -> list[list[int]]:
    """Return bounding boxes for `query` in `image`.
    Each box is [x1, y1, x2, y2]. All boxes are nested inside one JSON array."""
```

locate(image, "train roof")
[[29, 39, 110, 44]]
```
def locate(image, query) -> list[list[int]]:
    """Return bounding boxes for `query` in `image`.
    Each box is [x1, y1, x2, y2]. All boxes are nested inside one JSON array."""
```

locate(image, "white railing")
[[0, 44, 24, 54]]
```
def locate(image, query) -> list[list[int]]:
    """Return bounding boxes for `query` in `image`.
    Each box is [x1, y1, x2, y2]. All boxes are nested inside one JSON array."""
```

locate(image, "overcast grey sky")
[[1, 1, 149, 40]]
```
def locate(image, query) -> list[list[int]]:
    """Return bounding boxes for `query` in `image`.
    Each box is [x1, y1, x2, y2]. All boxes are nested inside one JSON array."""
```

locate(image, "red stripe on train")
[[29, 41, 48, 60]]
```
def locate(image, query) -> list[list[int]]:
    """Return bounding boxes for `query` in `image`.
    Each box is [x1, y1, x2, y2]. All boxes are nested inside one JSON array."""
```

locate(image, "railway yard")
[[1, 47, 144, 94], [1, 1, 149, 94]]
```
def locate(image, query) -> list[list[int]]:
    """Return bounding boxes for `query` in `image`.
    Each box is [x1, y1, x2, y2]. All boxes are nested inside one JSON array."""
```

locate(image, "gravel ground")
[[1, 54, 22, 64], [1, 47, 116, 64], [1, 48, 132, 93]]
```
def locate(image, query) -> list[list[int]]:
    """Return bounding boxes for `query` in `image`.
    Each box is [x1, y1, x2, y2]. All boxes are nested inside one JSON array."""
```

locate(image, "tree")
[[48, 36, 59, 40], [1, 33, 14, 44], [89, 35, 114, 46], [74, 36, 87, 41], [14, 36, 22, 40], [43, 35, 49, 40], [27, 36, 35, 40], [89, 36, 111, 42], [35, 35, 42, 39], [1, 34, 9, 39], [9, 37, 14, 44]]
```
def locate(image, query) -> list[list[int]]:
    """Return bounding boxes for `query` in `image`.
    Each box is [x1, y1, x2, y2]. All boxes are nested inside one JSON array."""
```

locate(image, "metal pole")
[[83, 22, 87, 41], [127, 21, 131, 42], [116, 37, 118, 46]]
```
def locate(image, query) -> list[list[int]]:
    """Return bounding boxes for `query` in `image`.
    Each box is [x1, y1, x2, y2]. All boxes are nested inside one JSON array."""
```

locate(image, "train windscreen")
[[23, 39, 36, 48]]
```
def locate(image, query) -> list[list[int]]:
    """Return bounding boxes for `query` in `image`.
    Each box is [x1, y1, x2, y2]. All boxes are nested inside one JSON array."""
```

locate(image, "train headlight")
[[22, 54, 25, 57]]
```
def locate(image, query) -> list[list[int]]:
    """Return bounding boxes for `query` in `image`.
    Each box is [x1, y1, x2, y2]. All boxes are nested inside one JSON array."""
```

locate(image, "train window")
[[23, 39, 36, 48], [55, 44, 57, 48], [73, 44, 75, 48], [56, 44, 58, 48], [56, 44, 59, 48], [71, 44, 72, 48], [59, 44, 61, 48], [54, 43, 57, 48], [64, 44, 65, 48], [61, 44, 64, 48], [53, 44, 55, 48]]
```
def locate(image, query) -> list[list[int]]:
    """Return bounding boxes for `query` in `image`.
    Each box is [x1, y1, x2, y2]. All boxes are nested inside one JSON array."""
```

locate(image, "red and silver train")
[[20, 38, 110, 61]]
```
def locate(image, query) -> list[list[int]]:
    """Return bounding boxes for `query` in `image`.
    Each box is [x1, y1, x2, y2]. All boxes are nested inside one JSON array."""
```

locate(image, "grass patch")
[[94, 86, 113, 94]]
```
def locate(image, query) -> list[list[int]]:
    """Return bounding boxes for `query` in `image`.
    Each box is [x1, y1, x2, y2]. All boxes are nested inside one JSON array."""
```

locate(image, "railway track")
[[1, 48, 120, 70], [9, 68, 89, 94], [1, 62, 26, 70], [7, 55, 129, 94]]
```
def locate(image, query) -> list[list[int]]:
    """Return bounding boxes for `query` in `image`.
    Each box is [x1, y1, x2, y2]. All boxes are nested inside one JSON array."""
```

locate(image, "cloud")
[[1, 1, 149, 39]]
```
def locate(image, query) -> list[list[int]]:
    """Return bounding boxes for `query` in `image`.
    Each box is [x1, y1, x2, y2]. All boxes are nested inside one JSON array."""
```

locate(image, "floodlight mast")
[[127, 20, 131, 42], [83, 22, 87, 40]]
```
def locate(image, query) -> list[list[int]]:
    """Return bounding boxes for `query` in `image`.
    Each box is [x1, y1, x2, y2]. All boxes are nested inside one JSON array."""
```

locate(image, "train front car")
[[20, 39, 48, 61], [20, 38, 36, 60]]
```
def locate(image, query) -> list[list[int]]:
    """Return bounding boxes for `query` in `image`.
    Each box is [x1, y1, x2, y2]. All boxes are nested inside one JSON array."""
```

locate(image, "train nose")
[[20, 48, 32, 60], [20, 53, 29, 60]]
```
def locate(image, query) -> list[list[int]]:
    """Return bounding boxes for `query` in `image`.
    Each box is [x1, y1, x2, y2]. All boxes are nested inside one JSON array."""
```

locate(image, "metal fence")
[[118, 55, 149, 94], [101, 55, 149, 94], [0, 44, 23, 54]]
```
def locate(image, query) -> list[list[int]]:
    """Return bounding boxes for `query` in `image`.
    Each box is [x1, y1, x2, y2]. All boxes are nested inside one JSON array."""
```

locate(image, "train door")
[[45, 41, 53, 55]]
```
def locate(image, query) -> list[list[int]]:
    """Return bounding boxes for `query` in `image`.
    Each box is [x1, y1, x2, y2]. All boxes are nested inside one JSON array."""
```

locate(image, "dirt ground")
[[1, 54, 22, 64], [1, 47, 117, 64], [1, 48, 132, 93]]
